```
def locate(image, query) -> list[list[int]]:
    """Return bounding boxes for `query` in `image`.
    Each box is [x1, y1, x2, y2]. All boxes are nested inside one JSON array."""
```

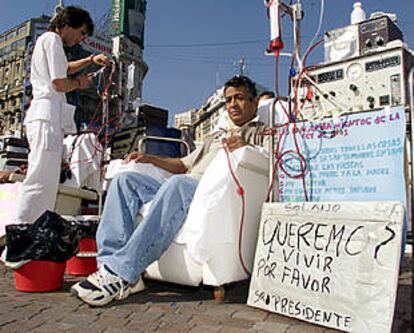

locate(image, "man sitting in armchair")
[[71, 75, 268, 306]]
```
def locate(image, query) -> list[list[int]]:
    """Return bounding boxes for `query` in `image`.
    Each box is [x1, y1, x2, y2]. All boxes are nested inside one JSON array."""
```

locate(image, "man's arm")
[[68, 54, 110, 75], [52, 73, 92, 92], [53, 54, 110, 92], [123, 152, 188, 174]]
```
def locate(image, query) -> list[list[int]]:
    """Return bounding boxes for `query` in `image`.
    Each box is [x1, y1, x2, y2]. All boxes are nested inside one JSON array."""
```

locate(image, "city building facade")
[[174, 109, 195, 130], [0, 16, 50, 136], [194, 87, 226, 141]]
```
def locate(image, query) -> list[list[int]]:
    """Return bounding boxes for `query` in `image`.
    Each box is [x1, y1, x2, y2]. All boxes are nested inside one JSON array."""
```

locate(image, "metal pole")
[[54, 0, 64, 15], [408, 66, 414, 326], [98, 94, 109, 217], [268, 99, 277, 202], [296, 1, 302, 60]]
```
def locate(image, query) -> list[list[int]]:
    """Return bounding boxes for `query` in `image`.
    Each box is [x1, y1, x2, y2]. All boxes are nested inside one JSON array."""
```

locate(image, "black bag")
[[5, 210, 80, 263], [75, 218, 99, 239]]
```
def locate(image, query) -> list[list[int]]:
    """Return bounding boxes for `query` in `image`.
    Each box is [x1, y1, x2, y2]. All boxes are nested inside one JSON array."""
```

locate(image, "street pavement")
[[0, 255, 411, 333]]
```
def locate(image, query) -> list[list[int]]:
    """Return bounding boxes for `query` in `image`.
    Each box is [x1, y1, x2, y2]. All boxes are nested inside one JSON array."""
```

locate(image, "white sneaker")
[[71, 265, 135, 306]]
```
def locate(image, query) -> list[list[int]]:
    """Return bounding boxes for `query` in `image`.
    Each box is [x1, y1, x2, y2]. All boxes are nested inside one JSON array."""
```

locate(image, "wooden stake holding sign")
[[247, 201, 404, 333]]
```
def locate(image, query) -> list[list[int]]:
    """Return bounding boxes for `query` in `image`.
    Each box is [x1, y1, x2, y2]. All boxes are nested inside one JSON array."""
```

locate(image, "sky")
[[1, 0, 414, 123]]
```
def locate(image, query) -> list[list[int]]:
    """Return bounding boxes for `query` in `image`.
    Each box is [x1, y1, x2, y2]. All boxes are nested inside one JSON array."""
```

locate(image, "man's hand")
[[77, 73, 93, 90], [222, 135, 248, 152], [122, 152, 153, 164], [92, 54, 111, 66], [0, 171, 11, 183]]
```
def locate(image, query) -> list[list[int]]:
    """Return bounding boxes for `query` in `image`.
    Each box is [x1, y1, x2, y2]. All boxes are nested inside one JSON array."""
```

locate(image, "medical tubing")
[[288, 39, 330, 201], [65, 61, 119, 169], [222, 142, 250, 276], [275, 55, 280, 99], [266, 6, 324, 202], [304, 0, 324, 58]]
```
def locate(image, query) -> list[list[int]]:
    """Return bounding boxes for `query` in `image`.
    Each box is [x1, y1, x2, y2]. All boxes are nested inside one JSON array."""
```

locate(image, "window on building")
[[18, 26, 27, 36], [4, 68, 9, 83], [35, 23, 49, 31], [16, 39, 26, 50], [6, 31, 17, 41]]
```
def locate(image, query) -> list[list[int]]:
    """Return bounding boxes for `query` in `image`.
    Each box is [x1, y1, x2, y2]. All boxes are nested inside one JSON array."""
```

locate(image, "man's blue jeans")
[[96, 172, 198, 283]]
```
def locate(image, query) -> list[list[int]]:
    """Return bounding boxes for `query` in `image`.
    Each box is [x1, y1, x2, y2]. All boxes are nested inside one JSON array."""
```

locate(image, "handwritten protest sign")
[[247, 201, 404, 333], [277, 107, 406, 205]]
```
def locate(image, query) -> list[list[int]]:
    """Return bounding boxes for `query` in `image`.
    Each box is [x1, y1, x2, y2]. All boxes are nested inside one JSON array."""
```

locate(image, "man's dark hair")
[[224, 75, 257, 98], [49, 6, 94, 36], [259, 91, 275, 99]]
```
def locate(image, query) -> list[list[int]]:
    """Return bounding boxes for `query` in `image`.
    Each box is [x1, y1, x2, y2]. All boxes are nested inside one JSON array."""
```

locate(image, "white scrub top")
[[25, 31, 76, 134]]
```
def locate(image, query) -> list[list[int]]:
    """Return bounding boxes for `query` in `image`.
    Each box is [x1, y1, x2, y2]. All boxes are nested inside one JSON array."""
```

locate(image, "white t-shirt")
[[26, 32, 76, 133], [30, 31, 68, 103]]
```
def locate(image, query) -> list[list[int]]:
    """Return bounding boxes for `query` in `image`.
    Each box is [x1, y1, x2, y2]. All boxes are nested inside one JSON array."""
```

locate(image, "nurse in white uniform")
[[16, 6, 109, 223]]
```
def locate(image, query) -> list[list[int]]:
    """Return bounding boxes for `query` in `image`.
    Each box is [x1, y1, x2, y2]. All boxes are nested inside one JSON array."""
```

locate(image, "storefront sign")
[[82, 36, 112, 56], [111, 0, 146, 47]]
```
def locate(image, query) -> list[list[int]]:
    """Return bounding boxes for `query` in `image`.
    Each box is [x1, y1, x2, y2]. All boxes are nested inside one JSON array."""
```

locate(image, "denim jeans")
[[96, 172, 198, 283]]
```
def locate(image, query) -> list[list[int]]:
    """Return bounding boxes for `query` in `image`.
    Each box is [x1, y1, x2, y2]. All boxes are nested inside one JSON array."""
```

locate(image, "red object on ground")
[[66, 238, 97, 276], [66, 256, 97, 276], [78, 238, 97, 252], [14, 261, 66, 292]]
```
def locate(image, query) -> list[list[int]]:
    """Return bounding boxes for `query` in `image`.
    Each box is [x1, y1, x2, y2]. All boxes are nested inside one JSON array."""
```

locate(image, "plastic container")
[[78, 237, 97, 253], [14, 261, 66, 292], [351, 2, 366, 24], [66, 256, 97, 276], [66, 238, 97, 276]]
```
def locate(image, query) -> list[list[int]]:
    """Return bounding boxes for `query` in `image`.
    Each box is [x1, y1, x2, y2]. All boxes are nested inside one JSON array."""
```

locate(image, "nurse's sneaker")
[[71, 265, 145, 307]]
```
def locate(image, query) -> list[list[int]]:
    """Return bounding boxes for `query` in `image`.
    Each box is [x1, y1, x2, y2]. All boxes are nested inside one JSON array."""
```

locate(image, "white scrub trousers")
[[16, 120, 64, 223]]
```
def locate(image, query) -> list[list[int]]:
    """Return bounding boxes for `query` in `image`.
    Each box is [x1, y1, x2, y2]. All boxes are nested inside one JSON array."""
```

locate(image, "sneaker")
[[71, 265, 134, 306]]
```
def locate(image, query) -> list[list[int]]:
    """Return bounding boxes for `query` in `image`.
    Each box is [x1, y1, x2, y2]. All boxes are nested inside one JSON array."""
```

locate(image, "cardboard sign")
[[248, 201, 404, 333], [278, 107, 406, 206]]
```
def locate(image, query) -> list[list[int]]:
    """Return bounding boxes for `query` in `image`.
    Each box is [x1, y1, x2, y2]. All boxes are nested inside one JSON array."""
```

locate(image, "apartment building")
[[0, 16, 50, 136]]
